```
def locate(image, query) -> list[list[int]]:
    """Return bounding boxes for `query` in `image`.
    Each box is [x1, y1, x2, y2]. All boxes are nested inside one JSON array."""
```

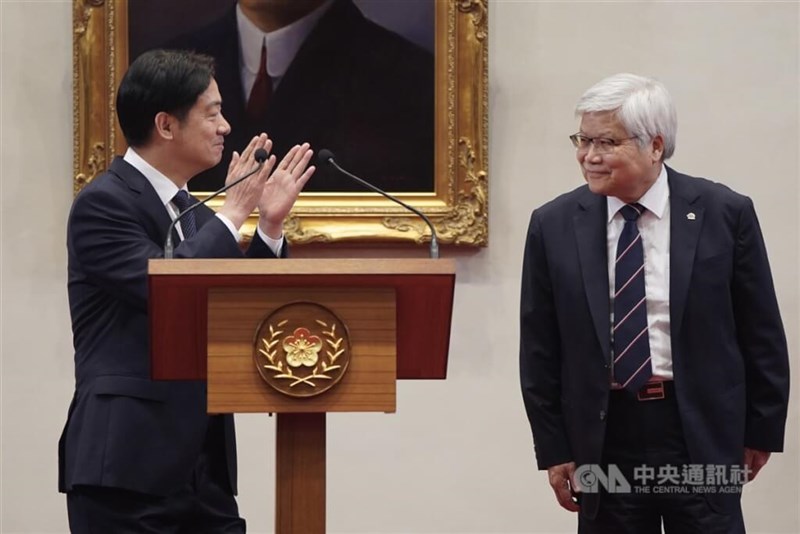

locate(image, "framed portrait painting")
[[73, 0, 488, 245]]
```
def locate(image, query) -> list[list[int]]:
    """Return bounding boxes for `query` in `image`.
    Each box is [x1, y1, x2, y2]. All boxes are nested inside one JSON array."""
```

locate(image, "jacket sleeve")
[[245, 227, 288, 259], [732, 198, 790, 451], [519, 210, 573, 469], [68, 187, 243, 312]]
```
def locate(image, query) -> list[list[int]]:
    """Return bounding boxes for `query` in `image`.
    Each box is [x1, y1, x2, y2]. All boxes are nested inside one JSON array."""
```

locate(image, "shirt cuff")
[[256, 224, 284, 256]]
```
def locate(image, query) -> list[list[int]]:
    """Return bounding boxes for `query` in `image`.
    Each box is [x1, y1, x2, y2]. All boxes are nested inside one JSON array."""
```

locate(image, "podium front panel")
[[207, 287, 396, 413]]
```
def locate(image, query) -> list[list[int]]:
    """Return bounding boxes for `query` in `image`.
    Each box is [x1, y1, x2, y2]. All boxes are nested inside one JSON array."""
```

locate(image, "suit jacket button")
[[599, 410, 607, 421]]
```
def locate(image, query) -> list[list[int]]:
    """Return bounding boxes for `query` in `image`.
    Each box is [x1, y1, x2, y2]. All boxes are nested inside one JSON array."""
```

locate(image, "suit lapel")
[[111, 157, 224, 248], [571, 169, 703, 364], [667, 167, 703, 340], [573, 190, 611, 363], [108, 157, 177, 247]]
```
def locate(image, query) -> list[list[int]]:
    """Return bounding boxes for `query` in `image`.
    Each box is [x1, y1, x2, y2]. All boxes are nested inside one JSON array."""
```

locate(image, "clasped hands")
[[218, 133, 315, 239]]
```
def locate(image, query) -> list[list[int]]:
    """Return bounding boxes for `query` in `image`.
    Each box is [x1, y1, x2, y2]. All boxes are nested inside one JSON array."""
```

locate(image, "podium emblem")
[[254, 302, 351, 398]]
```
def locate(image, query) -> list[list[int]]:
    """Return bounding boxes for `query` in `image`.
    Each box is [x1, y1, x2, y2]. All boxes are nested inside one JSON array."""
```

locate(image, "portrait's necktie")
[[171, 190, 197, 240], [246, 42, 272, 124], [612, 203, 652, 393]]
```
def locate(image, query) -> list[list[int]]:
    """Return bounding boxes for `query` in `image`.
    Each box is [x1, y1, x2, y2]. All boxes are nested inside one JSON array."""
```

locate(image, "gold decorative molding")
[[72, 0, 488, 246], [456, 0, 488, 42], [282, 215, 334, 245], [72, 0, 118, 194], [73, 142, 106, 194]]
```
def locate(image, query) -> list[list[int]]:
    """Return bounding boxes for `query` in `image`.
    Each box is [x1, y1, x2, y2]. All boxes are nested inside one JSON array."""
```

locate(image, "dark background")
[[129, 1, 434, 61], [127, 0, 437, 193]]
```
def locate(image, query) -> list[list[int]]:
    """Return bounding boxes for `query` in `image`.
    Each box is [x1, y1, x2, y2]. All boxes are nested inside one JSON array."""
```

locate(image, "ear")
[[154, 111, 176, 141], [650, 135, 665, 162]]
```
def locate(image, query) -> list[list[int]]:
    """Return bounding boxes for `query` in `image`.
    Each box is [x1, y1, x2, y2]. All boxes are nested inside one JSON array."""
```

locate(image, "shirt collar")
[[123, 147, 186, 207], [607, 164, 669, 223], [237, 0, 334, 80]]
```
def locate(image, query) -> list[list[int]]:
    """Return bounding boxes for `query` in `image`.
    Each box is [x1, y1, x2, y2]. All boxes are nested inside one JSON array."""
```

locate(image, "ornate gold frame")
[[73, 0, 488, 245]]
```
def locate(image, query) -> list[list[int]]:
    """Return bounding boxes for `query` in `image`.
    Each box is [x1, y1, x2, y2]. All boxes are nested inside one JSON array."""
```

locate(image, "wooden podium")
[[148, 258, 455, 533]]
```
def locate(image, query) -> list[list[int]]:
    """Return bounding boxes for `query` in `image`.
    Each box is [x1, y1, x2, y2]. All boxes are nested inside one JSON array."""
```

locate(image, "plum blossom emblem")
[[255, 305, 350, 398], [283, 327, 322, 368]]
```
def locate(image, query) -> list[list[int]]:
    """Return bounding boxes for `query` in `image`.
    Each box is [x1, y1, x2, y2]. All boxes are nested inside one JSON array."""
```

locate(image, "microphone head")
[[317, 149, 336, 166], [254, 148, 269, 163]]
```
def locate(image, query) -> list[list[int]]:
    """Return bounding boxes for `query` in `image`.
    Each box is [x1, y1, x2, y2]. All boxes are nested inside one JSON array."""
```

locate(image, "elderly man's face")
[[576, 111, 663, 203]]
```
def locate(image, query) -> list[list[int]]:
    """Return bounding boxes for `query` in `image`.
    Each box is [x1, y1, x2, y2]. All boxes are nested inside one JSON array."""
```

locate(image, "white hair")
[[575, 73, 677, 160]]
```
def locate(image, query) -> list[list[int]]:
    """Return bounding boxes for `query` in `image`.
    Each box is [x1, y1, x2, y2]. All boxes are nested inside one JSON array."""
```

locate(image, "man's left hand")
[[743, 447, 771, 482], [257, 143, 316, 239]]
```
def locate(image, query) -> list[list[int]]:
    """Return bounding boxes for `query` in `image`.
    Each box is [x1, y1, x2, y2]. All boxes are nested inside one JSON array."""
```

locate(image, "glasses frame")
[[569, 133, 639, 153]]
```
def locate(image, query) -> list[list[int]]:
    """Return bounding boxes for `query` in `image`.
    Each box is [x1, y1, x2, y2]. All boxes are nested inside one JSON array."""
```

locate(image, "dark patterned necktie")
[[246, 42, 272, 124], [612, 203, 652, 393], [171, 190, 197, 239]]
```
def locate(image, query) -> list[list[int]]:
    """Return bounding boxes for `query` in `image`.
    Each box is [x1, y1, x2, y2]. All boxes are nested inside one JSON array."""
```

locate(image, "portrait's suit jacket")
[[168, 0, 434, 193], [520, 166, 789, 517], [59, 157, 285, 496]]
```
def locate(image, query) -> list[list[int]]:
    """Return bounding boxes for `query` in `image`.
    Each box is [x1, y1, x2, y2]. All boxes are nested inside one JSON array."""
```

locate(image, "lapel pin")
[[686, 212, 696, 221]]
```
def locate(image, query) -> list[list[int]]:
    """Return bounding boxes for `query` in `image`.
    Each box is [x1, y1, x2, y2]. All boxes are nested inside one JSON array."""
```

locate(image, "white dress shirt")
[[123, 148, 283, 255], [237, 0, 334, 99], [606, 165, 673, 380]]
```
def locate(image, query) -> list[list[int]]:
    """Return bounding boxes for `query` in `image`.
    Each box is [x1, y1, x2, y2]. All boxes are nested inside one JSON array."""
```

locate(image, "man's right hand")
[[218, 134, 276, 229], [547, 461, 580, 512]]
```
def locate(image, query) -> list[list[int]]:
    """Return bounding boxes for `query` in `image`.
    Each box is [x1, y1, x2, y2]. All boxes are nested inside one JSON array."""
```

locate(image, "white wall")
[[1, 1, 797, 532]]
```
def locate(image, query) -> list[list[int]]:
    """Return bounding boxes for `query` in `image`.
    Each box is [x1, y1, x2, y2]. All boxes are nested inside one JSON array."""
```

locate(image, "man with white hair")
[[520, 73, 789, 532]]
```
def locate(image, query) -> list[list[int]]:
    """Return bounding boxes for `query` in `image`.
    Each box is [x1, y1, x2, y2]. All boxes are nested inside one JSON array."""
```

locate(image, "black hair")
[[116, 49, 215, 147]]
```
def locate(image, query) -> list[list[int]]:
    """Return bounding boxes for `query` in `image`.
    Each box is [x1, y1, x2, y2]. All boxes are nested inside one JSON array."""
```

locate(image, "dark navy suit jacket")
[[520, 167, 789, 517], [59, 157, 285, 496], [167, 0, 434, 193]]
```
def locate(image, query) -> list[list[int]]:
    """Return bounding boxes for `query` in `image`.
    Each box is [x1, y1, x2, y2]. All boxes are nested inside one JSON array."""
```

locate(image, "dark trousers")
[[67, 420, 244, 534], [579, 383, 745, 534]]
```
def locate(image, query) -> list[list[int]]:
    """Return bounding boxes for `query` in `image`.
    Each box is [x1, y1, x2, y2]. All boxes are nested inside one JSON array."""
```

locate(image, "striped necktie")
[[612, 203, 652, 393]]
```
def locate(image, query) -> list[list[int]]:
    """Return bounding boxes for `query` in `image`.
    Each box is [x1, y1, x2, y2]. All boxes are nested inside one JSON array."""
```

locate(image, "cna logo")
[[573, 463, 749, 494], [574, 464, 632, 494]]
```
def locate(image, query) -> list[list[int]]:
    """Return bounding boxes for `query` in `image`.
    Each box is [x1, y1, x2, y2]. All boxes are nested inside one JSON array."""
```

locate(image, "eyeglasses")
[[569, 134, 638, 154]]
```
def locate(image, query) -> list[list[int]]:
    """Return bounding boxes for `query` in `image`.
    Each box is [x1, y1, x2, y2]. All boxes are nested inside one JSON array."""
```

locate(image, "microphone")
[[318, 149, 439, 259], [164, 148, 268, 259]]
